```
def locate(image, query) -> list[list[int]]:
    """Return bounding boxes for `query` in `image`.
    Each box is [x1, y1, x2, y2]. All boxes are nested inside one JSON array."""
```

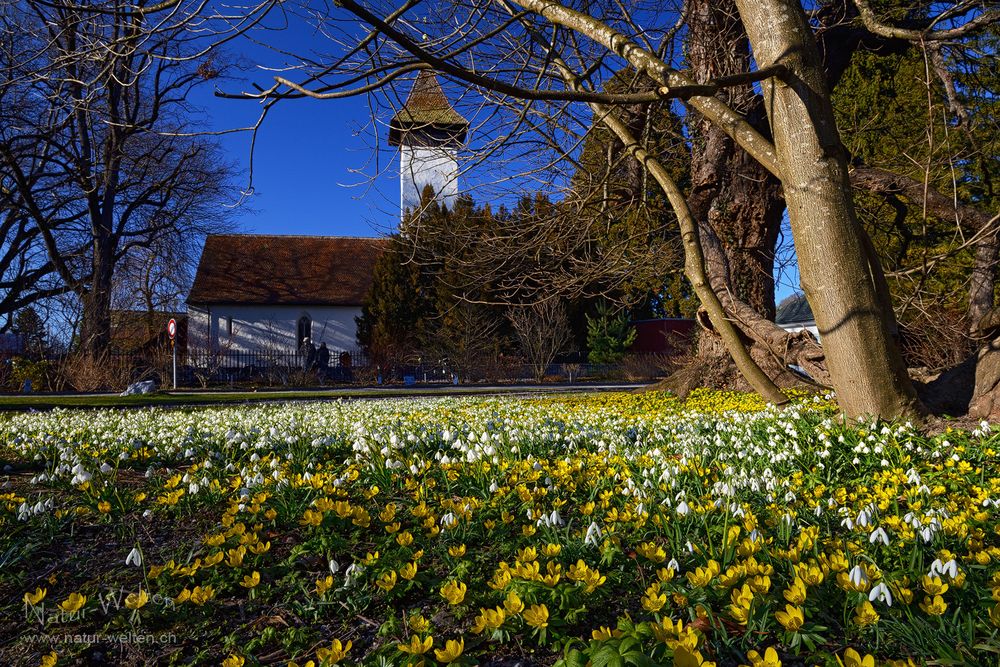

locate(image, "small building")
[[184, 72, 466, 359], [186, 235, 388, 353], [775, 293, 819, 340]]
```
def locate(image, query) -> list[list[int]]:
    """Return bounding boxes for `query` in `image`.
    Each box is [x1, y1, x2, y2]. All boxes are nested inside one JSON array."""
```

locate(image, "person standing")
[[317, 342, 330, 382]]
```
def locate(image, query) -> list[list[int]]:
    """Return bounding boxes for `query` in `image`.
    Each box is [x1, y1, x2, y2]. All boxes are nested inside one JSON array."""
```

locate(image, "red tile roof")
[[187, 235, 389, 306]]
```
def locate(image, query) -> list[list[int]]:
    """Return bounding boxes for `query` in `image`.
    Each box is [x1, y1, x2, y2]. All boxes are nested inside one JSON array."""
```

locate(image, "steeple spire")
[[388, 71, 468, 218], [389, 70, 468, 147]]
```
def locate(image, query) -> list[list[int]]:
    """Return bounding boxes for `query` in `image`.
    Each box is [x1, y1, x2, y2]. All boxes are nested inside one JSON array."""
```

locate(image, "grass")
[[0, 384, 632, 411]]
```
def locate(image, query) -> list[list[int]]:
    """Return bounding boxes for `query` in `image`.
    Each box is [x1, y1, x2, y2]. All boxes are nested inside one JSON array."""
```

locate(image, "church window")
[[297, 315, 312, 348]]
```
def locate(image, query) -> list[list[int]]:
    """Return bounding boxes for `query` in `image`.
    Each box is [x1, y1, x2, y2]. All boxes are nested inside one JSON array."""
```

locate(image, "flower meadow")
[[2, 390, 1000, 666]]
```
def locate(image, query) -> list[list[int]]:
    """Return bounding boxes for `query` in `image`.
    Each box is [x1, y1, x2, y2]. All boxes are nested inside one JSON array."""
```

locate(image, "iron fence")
[[3, 347, 678, 391]]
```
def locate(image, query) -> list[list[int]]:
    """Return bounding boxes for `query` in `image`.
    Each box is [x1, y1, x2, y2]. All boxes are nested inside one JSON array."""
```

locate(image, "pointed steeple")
[[388, 71, 468, 147]]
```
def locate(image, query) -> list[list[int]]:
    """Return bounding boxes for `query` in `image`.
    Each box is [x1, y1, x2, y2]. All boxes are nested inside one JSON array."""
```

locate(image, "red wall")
[[630, 319, 695, 354]]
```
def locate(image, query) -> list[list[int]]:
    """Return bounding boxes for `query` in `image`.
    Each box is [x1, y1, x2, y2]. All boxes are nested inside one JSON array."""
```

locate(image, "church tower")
[[389, 71, 468, 218]]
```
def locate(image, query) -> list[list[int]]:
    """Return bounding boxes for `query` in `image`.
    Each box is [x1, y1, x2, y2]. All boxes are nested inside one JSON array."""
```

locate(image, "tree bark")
[[686, 0, 784, 321], [734, 0, 922, 419], [78, 223, 115, 358]]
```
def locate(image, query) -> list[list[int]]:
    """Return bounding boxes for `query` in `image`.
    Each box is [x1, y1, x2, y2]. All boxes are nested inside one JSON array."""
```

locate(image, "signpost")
[[167, 318, 177, 389]]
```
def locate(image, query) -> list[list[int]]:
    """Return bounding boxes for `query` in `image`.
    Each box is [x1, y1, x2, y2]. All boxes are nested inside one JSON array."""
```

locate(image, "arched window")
[[296, 315, 312, 349]]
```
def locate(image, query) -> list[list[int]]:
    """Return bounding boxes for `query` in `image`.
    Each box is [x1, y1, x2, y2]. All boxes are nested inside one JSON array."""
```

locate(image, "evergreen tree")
[[586, 301, 637, 364]]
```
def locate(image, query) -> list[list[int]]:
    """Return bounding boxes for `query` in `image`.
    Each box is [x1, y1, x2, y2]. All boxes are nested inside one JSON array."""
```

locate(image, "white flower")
[[584, 521, 602, 546], [848, 564, 868, 588], [869, 527, 889, 546], [329, 559, 340, 575], [869, 582, 893, 606], [676, 501, 690, 517], [125, 547, 143, 567]]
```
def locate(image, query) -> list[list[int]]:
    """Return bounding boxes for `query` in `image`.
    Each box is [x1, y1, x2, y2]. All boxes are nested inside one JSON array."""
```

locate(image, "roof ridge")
[[208, 233, 388, 240]]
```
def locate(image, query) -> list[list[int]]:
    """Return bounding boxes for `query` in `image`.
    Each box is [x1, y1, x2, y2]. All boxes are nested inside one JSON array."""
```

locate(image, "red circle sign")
[[167, 318, 177, 339]]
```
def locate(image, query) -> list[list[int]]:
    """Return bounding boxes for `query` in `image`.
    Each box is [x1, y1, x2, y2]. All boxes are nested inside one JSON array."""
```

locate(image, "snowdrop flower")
[[869, 582, 893, 606], [848, 565, 869, 588], [676, 501, 690, 517], [930, 558, 958, 579], [584, 521, 602, 546], [869, 527, 889, 546], [329, 559, 340, 575], [667, 558, 680, 572], [126, 547, 143, 567]]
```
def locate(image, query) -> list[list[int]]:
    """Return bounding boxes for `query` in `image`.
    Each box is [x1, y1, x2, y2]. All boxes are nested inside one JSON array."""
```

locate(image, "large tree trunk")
[[665, 0, 797, 396], [735, 0, 922, 419], [686, 0, 784, 321], [78, 228, 114, 358]]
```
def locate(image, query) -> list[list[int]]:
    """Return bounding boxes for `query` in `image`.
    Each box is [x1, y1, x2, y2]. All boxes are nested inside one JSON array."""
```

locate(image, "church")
[[186, 72, 468, 355]]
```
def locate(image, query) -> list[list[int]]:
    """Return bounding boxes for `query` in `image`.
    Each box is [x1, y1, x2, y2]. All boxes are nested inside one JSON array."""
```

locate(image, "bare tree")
[[0, 0, 246, 357], [508, 299, 572, 381]]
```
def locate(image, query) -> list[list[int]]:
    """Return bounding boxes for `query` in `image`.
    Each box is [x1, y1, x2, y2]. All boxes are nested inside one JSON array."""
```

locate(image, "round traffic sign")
[[167, 318, 177, 339]]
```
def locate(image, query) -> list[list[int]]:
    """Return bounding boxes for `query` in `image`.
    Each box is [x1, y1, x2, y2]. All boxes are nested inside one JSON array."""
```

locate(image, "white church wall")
[[401, 146, 458, 213], [187, 304, 362, 353]]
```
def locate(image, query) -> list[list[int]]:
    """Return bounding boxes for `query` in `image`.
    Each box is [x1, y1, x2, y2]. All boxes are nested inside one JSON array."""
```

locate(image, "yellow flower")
[[316, 638, 352, 664], [504, 590, 525, 615], [592, 626, 623, 641], [686, 562, 719, 588], [743, 647, 781, 667], [398, 562, 418, 580], [919, 594, 948, 616], [189, 585, 215, 606], [434, 637, 465, 663], [440, 580, 467, 605], [638, 541, 667, 563], [642, 585, 667, 613], [396, 531, 414, 546], [853, 601, 880, 627], [991, 603, 1000, 628], [241, 571, 261, 589], [226, 546, 246, 568], [523, 603, 549, 628], [542, 543, 562, 557], [783, 579, 807, 605], [398, 634, 433, 655], [517, 546, 538, 562], [221, 656, 244, 667], [299, 509, 323, 527], [98, 501, 111, 513], [775, 604, 804, 632], [471, 606, 507, 633], [316, 575, 334, 595], [362, 551, 380, 566], [921, 575, 949, 596], [125, 589, 149, 610], [673, 645, 716, 667], [59, 592, 87, 613], [837, 648, 875, 667], [729, 584, 753, 625], [23, 587, 47, 606], [376, 571, 397, 591], [448, 544, 467, 558], [658, 567, 676, 583], [40, 652, 58, 667], [203, 551, 225, 567]]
